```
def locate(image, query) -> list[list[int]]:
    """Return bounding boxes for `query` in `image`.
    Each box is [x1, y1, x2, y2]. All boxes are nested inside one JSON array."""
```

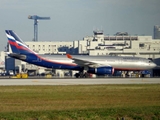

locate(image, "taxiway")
[[0, 78, 159, 86]]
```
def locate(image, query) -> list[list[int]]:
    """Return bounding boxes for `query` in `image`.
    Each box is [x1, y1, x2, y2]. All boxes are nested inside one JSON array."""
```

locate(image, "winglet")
[[66, 54, 72, 59]]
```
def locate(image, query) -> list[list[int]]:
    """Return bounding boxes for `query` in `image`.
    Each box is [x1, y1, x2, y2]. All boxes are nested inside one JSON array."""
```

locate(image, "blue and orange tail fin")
[[5, 30, 35, 55]]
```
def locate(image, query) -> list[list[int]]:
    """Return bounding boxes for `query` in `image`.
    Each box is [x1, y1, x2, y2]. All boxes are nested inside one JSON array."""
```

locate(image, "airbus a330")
[[5, 30, 157, 78]]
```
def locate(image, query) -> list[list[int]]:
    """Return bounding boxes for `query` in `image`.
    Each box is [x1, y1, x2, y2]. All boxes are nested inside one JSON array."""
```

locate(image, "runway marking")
[[32, 80, 39, 82], [32, 80, 74, 85]]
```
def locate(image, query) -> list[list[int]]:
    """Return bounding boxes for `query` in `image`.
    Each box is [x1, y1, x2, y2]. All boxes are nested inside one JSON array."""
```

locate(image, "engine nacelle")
[[88, 66, 114, 75]]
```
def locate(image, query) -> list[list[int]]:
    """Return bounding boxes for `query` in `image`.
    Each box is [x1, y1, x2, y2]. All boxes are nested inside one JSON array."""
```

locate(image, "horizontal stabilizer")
[[8, 53, 27, 60]]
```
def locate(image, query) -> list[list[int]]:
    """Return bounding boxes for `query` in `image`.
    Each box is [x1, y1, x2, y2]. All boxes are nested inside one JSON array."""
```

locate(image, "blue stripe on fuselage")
[[24, 53, 82, 71]]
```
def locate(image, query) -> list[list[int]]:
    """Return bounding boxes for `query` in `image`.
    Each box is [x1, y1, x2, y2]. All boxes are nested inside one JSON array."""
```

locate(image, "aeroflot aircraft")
[[5, 30, 157, 77]]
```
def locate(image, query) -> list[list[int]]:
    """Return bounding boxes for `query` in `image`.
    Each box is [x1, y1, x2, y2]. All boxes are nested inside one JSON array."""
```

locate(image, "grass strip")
[[0, 84, 159, 119]]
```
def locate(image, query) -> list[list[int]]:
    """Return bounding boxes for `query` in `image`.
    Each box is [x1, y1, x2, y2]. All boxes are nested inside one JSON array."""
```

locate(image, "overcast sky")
[[0, 0, 160, 51]]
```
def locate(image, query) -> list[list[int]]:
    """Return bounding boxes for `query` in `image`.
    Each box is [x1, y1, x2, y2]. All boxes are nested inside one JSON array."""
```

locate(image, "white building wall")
[[73, 41, 78, 48], [26, 41, 73, 54], [0, 51, 6, 69], [131, 41, 139, 50], [78, 41, 87, 54], [88, 41, 98, 49], [138, 36, 152, 42]]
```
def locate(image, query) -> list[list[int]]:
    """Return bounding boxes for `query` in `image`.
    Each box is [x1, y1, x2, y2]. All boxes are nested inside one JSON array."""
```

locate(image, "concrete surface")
[[0, 78, 159, 86]]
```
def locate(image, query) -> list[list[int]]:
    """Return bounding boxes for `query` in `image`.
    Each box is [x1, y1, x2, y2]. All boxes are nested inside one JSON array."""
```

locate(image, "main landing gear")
[[74, 71, 91, 78]]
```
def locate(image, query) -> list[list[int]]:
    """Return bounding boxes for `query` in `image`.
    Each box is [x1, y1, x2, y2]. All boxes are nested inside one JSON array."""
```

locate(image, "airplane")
[[5, 30, 157, 78]]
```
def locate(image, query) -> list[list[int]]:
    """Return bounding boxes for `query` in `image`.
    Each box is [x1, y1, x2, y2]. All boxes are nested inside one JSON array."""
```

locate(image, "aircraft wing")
[[66, 54, 109, 68]]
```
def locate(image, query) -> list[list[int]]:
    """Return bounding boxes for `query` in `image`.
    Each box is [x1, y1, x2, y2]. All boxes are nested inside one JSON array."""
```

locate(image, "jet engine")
[[88, 66, 114, 75]]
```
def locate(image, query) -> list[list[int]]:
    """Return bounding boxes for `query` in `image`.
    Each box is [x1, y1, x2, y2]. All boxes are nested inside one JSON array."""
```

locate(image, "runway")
[[0, 78, 160, 86]]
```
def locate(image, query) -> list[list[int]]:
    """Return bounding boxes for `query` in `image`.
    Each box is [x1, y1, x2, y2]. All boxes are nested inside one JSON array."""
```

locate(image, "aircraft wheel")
[[75, 73, 80, 78]]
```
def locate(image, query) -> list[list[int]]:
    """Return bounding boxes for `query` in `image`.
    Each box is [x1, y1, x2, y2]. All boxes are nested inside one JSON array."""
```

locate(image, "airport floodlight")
[[28, 15, 50, 41]]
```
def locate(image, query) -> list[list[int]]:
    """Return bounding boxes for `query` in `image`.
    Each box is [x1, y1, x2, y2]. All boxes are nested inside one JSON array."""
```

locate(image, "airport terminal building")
[[3, 27, 160, 77]]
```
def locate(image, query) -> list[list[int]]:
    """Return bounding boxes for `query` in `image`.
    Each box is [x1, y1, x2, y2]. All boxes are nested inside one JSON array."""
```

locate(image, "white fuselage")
[[42, 55, 156, 70]]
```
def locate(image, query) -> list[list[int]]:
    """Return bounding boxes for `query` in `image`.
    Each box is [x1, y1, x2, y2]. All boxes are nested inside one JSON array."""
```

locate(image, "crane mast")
[[28, 15, 50, 41]]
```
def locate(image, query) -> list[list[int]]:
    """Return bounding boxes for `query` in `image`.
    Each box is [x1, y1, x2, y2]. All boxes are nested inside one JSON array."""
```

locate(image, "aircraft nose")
[[152, 63, 157, 68]]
